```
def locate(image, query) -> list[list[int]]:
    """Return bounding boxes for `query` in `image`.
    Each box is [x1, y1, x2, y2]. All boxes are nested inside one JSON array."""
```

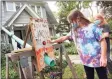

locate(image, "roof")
[[4, 4, 40, 27], [4, 2, 58, 27], [43, 2, 58, 24]]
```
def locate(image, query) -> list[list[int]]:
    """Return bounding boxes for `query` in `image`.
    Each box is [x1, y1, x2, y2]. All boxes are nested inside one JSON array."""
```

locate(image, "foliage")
[[55, 1, 92, 33], [54, 41, 77, 56], [1, 43, 18, 79], [64, 42, 78, 55], [1, 53, 19, 79], [108, 19, 112, 39], [63, 64, 112, 79], [1, 52, 112, 79], [51, 34, 78, 55], [1, 43, 13, 54], [108, 19, 112, 30], [63, 64, 85, 79], [42, 58, 68, 73], [96, 1, 112, 30], [96, 1, 112, 19]]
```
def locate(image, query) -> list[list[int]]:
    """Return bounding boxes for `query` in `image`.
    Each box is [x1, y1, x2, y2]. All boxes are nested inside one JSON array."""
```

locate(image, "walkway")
[[65, 54, 112, 64]]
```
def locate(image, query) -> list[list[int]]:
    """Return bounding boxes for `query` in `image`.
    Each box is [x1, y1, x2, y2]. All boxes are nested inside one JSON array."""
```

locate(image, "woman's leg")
[[95, 67, 108, 79], [84, 65, 94, 79]]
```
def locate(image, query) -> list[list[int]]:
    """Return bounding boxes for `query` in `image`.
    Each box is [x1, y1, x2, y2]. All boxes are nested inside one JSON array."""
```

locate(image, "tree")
[[56, 1, 91, 33], [96, 1, 112, 30], [96, 1, 112, 19]]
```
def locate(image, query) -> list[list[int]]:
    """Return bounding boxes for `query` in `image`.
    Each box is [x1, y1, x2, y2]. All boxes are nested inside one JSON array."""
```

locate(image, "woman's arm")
[[103, 32, 109, 38], [103, 24, 110, 38]]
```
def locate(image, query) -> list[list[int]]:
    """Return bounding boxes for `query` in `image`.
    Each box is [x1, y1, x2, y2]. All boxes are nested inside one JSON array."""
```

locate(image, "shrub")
[[1, 43, 19, 78], [108, 19, 112, 30], [1, 52, 19, 79], [64, 42, 78, 55], [1, 43, 13, 54]]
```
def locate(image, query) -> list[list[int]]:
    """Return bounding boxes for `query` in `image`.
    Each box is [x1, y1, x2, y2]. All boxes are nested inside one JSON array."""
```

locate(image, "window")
[[6, 2, 16, 11]]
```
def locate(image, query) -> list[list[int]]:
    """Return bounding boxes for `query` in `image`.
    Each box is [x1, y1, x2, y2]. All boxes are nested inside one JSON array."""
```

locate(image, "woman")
[[51, 10, 108, 79], [94, 14, 112, 74]]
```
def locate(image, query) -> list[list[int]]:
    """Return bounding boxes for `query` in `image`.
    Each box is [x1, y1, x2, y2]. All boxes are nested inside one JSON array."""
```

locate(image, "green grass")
[[63, 64, 112, 79], [63, 64, 99, 79], [2, 60, 112, 79], [1, 53, 19, 79], [1, 42, 112, 79], [63, 64, 85, 79]]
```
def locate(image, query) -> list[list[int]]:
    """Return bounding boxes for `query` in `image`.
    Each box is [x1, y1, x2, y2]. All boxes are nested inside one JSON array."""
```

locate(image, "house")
[[1, 1, 58, 50]]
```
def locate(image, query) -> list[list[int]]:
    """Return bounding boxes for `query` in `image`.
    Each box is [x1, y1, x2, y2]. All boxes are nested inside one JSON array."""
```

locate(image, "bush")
[[1, 53, 19, 79], [52, 39, 78, 55], [64, 42, 78, 55], [1, 43, 13, 54], [108, 19, 112, 30], [1, 43, 19, 78]]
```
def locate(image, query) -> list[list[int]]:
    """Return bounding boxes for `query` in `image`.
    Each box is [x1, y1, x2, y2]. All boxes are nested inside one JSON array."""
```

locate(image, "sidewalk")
[[68, 55, 81, 64], [61, 55, 81, 64], [62, 54, 112, 64]]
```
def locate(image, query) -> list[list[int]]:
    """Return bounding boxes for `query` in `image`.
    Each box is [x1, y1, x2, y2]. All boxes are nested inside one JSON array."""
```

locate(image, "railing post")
[[62, 43, 78, 79], [59, 44, 63, 79], [5, 55, 9, 79]]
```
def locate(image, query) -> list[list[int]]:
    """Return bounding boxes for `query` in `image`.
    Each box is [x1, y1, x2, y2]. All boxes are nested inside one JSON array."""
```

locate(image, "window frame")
[[6, 2, 16, 11]]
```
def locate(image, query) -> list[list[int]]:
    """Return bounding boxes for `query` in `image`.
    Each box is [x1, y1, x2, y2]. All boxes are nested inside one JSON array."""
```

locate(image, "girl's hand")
[[100, 56, 107, 67]]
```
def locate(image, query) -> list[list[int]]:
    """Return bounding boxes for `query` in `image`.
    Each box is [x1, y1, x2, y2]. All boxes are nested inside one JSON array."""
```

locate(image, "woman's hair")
[[67, 9, 91, 24], [95, 14, 107, 24]]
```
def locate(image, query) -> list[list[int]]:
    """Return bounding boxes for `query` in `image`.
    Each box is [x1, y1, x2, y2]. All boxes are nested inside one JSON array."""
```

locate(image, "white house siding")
[[0, 1, 2, 25], [13, 10, 31, 24], [42, 7, 47, 19], [1, 2, 6, 25], [1, 1, 57, 50], [2, 2, 15, 25], [13, 10, 32, 45]]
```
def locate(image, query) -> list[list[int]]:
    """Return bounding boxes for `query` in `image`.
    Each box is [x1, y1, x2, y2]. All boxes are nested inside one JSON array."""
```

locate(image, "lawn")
[[2, 57, 112, 79], [63, 64, 112, 79], [1, 43, 112, 79]]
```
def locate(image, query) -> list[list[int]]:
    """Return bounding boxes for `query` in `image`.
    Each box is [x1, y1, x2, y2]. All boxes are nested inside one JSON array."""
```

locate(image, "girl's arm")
[[100, 38, 107, 67], [51, 36, 70, 43]]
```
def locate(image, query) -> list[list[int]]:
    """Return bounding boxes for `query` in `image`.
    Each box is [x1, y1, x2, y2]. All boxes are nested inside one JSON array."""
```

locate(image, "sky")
[[47, 1, 58, 12], [47, 1, 100, 20]]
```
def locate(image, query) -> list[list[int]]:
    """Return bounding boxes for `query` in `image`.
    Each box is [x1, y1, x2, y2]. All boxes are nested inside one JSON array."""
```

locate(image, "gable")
[[13, 10, 31, 24], [4, 4, 40, 27]]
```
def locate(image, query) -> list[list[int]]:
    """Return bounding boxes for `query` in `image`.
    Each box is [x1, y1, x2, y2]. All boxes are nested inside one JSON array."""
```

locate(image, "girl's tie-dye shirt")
[[67, 23, 103, 67]]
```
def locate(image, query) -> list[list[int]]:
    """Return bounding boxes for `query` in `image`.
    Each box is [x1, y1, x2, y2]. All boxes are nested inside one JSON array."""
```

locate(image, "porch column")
[[40, 6, 43, 18], [53, 24, 56, 36], [4, 33, 9, 44], [10, 25, 17, 50]]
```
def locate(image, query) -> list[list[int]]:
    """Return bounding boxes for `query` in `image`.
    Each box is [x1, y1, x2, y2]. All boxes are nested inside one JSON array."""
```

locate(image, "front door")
[[14, 30, 23, 40]]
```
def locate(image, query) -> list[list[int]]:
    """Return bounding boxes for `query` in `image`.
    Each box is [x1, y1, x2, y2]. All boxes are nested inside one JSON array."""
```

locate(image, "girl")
[[51, 10, 108, 79]]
